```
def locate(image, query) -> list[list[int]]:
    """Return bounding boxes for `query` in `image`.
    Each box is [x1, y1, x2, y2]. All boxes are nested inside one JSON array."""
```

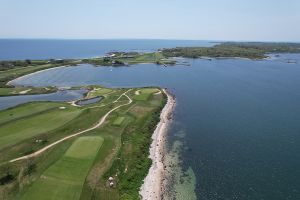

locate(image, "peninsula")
[[0, 41, 299, 199], [0, 85, 173, 200], [161, 42, 300, 59]]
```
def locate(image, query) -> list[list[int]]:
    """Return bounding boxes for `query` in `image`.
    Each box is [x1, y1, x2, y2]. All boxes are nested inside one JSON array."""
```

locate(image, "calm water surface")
[[0, 39, 215, 60], [76, 96, 102, 106], [10, 54, 300, 199], [0, 90, 86, 110]]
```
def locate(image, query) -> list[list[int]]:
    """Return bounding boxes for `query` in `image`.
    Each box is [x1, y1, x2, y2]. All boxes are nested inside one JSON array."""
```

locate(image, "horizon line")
[[0, 38, 299, 43]]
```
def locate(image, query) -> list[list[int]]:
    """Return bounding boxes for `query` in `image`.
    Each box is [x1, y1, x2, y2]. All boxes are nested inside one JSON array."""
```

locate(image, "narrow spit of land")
[[0, 55, 169, 200], [0, 86, 167, 200], [140, 89, 176, 200]]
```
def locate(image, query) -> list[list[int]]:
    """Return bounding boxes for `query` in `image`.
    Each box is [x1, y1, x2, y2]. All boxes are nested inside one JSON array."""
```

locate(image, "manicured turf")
[[0, 102, 66, 125], [0, 87, 22, 96], [134, 52, 163, 62], [65, 136, 104, 159], [86, 88, 113, 98], [113, 116, 125, 126], [120, 52, 165, 64], [0, 105, 81, 150], [0, 87, 56, 97], [140, 88, 159, 94], [133, 88, 159, 101], [21, 136, 104, 200]]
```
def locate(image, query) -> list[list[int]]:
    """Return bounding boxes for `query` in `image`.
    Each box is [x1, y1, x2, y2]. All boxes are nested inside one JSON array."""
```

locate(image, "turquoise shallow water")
[[9, 53, 300, 199]]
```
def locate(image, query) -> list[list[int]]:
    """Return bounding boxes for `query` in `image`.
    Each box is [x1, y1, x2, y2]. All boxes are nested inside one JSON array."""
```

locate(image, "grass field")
[[131, 52, 164, 63], [21, 136, 104, 200], [113, 116, 125, 126], [133, 88, 159, 101], [0, 87, 57, 97], [0, 102, 66, 125], [118, 52, 175, 65], [0, 104, 81, 150], [0, 87, 166, 200], [86, 87, 113, 98], [0, 88, 29, 96]]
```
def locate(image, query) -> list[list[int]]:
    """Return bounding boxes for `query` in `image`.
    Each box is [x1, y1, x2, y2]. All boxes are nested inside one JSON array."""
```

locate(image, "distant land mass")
[[161, 42, 300, 59], [1, 42, 300, 97]]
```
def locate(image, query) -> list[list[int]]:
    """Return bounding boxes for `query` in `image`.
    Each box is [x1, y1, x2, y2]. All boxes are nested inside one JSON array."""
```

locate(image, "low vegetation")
[[21, 136, 104, 200], [0, 60, 49, 71], [0, 86, 166, 200], [0, 87, 57, 97], [113, 116, 125, 126], [133, 88, 159, 101], [85, 86, 113, 98], [161, 42, 300, 59], [0, 103, 81, 150], [82, 51, 176, 66]]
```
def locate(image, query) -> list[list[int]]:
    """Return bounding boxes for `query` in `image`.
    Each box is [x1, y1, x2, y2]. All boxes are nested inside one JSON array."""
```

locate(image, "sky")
[[0, 0, 300, 42]]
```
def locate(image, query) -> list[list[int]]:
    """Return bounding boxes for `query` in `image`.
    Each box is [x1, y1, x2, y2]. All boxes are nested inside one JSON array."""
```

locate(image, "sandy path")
[[9, 89, 132, 163], [113, 91, 128, 103], [154, 90, 162, 95], [18, 89, 32, 94], [69, 100, 81, 107], [139, 89, 176, 200], [135, 90, 141, 95]]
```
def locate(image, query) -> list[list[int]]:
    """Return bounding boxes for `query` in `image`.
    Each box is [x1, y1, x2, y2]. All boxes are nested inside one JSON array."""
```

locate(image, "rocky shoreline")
[[139, 89, 176, 200]]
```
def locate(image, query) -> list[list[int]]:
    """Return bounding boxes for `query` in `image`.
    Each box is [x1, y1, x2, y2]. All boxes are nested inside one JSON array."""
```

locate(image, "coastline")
[[139, 88, 176, 200], [6, 65, 68, 86]]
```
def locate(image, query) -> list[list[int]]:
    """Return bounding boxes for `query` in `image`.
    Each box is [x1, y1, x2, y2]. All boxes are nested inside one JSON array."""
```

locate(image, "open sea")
[[1, 39, 300, 199], [0, 39, 215, 60]]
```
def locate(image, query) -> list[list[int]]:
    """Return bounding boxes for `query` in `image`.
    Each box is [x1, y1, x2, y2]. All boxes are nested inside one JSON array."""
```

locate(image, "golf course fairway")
[[21, 136, 104, 200]]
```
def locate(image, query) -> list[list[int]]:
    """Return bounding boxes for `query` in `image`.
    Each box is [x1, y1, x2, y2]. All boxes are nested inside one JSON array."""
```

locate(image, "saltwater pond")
[[0, 89, 86, 110], [76, 96, 102, 106], [7, 53, 300, 199]]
